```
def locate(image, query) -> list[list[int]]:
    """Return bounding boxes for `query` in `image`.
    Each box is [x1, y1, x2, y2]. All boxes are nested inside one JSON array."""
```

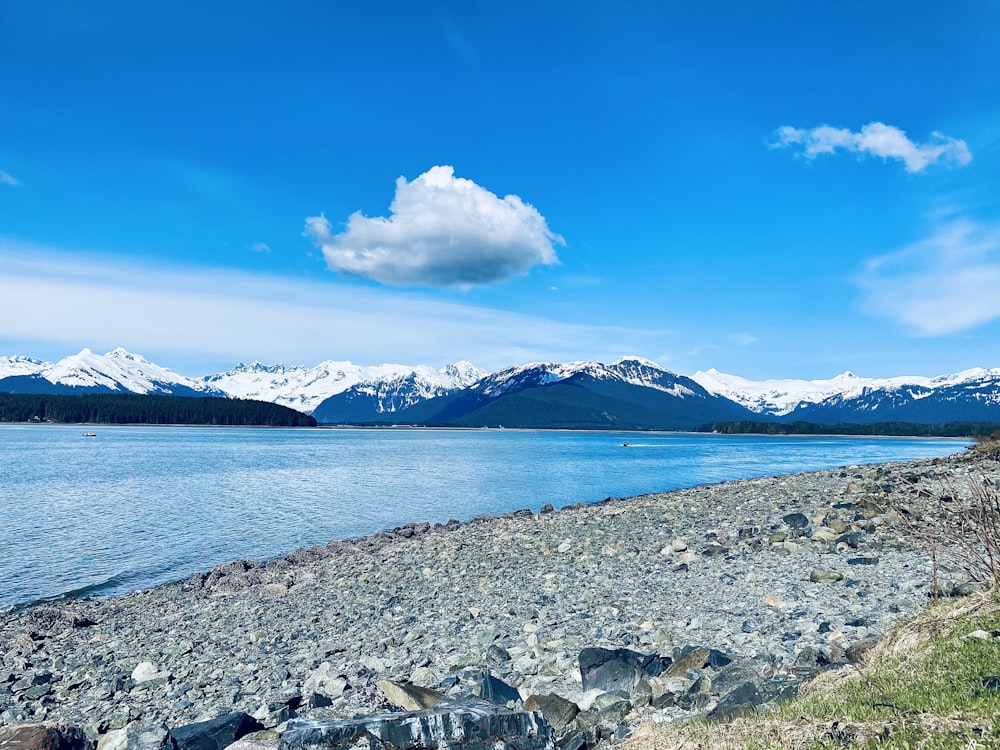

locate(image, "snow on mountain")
[[204, 359, 487, 413], [468, 356, 698, 401], [0, 355, 46, 379], [691, 367, 1000, 416], [1, 348, 220, 396]]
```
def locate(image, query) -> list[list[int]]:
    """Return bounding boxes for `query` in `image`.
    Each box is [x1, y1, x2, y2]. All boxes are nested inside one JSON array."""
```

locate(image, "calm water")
[[0, 424, 970, 612]]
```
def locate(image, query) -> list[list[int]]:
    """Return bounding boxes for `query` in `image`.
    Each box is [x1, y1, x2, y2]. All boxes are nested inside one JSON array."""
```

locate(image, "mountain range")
[[4, 348, 1000, 429]]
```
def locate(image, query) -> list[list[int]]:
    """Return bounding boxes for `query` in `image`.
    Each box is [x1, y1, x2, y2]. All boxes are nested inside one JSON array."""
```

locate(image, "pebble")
[[0, 452, 992, 742]]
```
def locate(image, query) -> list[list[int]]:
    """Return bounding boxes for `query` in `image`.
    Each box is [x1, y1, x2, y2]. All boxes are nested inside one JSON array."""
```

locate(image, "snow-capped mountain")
[[207, 360, 487, 414], [0, 355, 47, 378], [692, 367, 1000, 420], [0, 348, 222, 397], [339, 356, 757, 429], [4, 347, 1000, 427]]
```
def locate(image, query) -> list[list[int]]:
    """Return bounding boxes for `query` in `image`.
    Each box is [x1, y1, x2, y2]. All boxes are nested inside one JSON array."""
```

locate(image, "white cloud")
[[774, 122, 971, 173], [250, 242, 272, 254], [305, 165, 564, 287], [1, 170, 19, 186], [0, 240, 668, 375], [857, 220, 1000, 334], [729, 333, 758, 346]]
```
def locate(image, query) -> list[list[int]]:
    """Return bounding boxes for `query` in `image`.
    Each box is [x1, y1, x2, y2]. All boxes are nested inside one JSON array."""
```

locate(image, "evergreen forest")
[[0, 393, 317, 427]]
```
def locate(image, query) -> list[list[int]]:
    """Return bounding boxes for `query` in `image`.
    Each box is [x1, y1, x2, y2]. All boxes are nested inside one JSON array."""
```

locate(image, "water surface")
[[0, 425, 970, 611]]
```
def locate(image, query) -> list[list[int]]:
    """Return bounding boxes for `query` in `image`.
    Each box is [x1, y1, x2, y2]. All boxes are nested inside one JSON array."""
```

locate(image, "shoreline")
[[0, 450, 993, 743]]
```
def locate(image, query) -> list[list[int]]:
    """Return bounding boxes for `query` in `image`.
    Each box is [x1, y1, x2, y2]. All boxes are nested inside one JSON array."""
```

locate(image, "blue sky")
[[2, 1, 999, 379]]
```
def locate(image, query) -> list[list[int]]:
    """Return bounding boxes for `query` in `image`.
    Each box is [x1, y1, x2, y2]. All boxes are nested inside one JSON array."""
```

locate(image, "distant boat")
[[83, 432, 97, 437], [622, 441, 630, 447]]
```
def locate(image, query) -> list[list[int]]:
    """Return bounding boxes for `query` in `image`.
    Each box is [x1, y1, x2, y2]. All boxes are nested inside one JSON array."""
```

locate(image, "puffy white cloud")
[[857, 220, 1000, 334], [1, 170, 19, 186], [774, 122, 971, 173], [305, 165, 564, 286]]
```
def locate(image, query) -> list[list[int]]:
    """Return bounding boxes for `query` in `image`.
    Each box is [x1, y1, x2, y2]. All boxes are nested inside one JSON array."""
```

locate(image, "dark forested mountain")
[[0, 393, 316, 427], [316, 358, 758, 430]]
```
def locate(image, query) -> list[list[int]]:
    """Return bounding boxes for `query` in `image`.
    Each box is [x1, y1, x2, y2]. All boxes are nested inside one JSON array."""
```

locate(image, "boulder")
[[523, 694, 579, 732], [276, 706, 555, 750], [171, 713, 263, 750], [0, 724, 92, 750], [707, 681, 761, 721], [578, 647, 649, 697]]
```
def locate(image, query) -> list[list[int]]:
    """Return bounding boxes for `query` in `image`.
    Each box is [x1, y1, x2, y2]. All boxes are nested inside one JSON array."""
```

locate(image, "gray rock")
[[477, 671, 521, 706], [578, 647, 648, 697], [809, 569, 845, 584], [523, 694, 579, 732], [0, 724, 93, 750], [376, 680, 444, 711], [782, 513, 809, 529], [276, 705, 555, 750], [707, 681, 761, 721], [124, 726, 177, 750], [171, 713, 263, 750]]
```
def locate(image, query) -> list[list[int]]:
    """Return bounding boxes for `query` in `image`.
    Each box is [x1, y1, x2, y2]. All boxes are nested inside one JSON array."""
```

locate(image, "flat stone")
[[809, 569, 845, 584], [666, 647, 709, 677], [376, 680, 444, 711]]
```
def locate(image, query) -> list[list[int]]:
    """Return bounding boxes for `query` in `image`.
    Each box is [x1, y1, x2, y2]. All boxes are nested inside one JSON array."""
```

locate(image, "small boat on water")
[[83, 432, 97, 437]]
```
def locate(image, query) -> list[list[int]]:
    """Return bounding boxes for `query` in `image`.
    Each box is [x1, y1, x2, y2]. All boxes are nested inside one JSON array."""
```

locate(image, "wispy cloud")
[[305, 165, 564, 287], [857, 219, 1000, 335], [1, 170, 19, 187], [0, 240, 667, 374], [774, 122, 971, 173], [250, 242, 272, 254], [729, 333, 758, 346]]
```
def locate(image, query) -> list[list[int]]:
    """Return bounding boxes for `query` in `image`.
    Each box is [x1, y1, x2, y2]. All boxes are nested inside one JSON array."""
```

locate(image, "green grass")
[[625, 592, 1000, 750]]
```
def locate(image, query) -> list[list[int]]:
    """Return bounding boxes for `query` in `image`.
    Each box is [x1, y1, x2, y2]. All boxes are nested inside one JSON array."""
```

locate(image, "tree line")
[[0, 393, 317, 427]]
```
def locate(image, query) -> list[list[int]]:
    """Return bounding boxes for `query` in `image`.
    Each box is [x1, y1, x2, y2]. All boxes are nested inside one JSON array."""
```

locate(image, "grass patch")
[[625, 592, 1000, 749], [967, 435, 1000, 462]]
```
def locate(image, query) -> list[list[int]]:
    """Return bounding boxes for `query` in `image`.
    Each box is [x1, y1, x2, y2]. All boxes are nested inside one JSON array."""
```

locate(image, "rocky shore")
[[1, 450, 994, 749]]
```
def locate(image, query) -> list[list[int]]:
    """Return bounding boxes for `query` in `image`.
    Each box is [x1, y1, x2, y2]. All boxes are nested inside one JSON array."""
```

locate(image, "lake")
[[0, 424, 971, 612]]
